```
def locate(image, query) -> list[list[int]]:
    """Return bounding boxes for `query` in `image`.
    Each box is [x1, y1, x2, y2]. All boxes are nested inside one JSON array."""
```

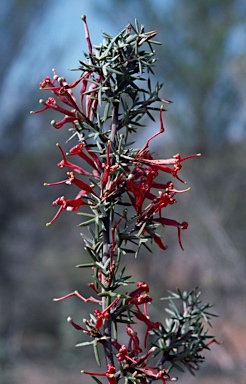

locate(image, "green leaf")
[[91, 376, 104, 384], [103, 101, 111, 122], [76, 340, 95, 347], [77, 212, 96, 218], [76, 263, 95, 268], [93, 341, 101, 366], [136, 222, 146, 237], [111, 319, 117, 340], [98, 291, 120, 298], [78, 218, 96, 227]]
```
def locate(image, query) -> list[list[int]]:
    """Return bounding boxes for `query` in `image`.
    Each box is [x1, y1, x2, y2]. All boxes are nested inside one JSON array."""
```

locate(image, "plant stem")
[[110, 102, 119, 143], [102, 215, 114, 366], [101, 101, 120, 367]]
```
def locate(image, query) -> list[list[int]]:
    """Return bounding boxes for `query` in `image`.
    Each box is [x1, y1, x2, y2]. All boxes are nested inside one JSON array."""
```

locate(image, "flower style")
[[81, 14, 93, 56], [45, 171, 94, 196], [134, 310, 160, 348], [126, 325, 142, 355], [46, 195, 88, 226], [56, 143, 95, 177], [82, 364, 117, 384], [53, 290, 102, 304]]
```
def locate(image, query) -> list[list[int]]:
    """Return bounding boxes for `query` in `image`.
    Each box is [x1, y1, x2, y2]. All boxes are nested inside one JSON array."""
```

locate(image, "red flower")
[[44, 171, 94, 196], [85, 75, 103, 119], [68, 143, 102, 175], [93, 297, 120, 329], [53, 290, 101, 304], [154, 218, 188, 250], [81, 15, 93, 56], [126, 161, 157, 214], [30, 96, 80, 129], [79, 71, 92, 112], [126, 282, 151, 316], [56, 144, 94, 177], [134, 366, 176, 384], [67, 316, 86, 331], [46, 196, 88, 226], [132, 181, 191, 250], [138, 152, 200, 183], [116, 345, 137, 363], [126, 325, 142, 354], [133, 310, 159, 348], [82, 364, 117, 384], [94, 309, 110, 329], [31, 69, 95, 128]]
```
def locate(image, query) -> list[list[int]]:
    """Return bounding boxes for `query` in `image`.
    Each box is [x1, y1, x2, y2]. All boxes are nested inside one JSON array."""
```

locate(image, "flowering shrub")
[[31, 16, 217, 383]]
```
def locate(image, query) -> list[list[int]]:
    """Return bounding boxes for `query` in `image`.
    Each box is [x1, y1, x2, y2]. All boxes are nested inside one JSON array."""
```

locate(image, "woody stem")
[[101, 101, 119, 367]]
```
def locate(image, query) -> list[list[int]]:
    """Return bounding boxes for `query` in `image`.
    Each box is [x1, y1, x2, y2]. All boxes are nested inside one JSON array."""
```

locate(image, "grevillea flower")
[[53, 290, 102, 304], [133, 310, 159, 348], [100, 141, 125, 199], [83, 344, 165, 383], [116, 345, 137, 363], [93, 297, 120, 329], [126, 160, 157, 214], [31, 68, 97, 128], [133, 366, 177, 384], [81, 14, 93, 56], [126, 282, 151, 316], [39, 69, 82, 107], [67, 316, 86, 331], [30, 96, 81, 129], [112, 341, 176, 384], [82, 364, 117, 384], [132, 181, 191, 250], [56, 144, 94, 177], [46, 196, 88, 226], [121, 105, 200, 251], [138, 152, 201, 183], [86, 74, 103, 120], [154, 217, 188, 250], [127, 145, 198, 216], [68, 143, 102, 175], [127, 282, 149, 299], [44, 171, 94, 196], [126, 325, 142, 354]]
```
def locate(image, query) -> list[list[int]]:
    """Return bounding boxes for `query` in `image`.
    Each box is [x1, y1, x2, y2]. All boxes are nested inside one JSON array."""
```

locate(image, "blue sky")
[[1, 0, 245, 146], [1, 0, 173, 149]]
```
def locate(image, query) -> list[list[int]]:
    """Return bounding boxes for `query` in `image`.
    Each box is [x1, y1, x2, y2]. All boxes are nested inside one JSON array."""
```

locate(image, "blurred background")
[[0, 1, 246, 383]]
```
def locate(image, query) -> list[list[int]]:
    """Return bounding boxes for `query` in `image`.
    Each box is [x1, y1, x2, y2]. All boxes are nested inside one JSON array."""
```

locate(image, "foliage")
[[31, 16, 216, 383]]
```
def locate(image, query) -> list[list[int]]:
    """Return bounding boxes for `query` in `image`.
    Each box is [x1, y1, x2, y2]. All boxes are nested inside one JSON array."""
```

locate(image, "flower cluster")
[[32, 16, 216, 383], [33, 78, 199, 250], [55, 282, 176, 383], [30, 16, 201, 253]]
